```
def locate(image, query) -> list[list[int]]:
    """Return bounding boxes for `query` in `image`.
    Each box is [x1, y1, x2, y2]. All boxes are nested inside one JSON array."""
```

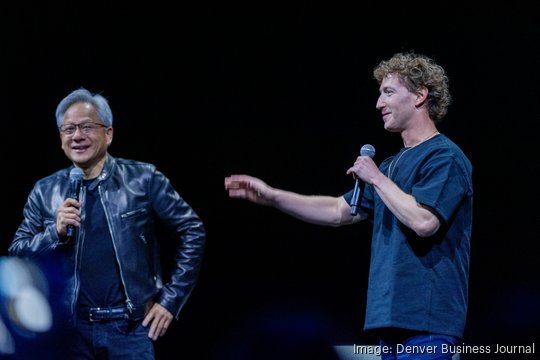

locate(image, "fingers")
[[224, 175, 259, 198], [224, 174, 253, 189], [147, 314, 172, 340], [143, 304, 173, 341], [347, 156, 374, 174], [347, 157, 380, 185], [56, 199, 81, 236], [227, 188, 250, 198], [224, 180, 245, 190]]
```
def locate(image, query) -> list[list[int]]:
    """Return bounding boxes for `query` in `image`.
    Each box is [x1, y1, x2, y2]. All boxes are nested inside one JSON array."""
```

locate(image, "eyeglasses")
[[59, 122, 108, 135]]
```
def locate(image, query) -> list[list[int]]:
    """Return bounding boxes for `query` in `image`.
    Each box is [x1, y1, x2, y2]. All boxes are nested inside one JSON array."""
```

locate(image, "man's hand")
[[224, 174, 274, 206], [56, 198, 81, 237], [142, 303, 173, 341]]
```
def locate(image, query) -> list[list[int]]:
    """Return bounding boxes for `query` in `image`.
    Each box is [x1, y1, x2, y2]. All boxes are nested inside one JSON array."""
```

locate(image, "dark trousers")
[[70, 319, 154, 360]]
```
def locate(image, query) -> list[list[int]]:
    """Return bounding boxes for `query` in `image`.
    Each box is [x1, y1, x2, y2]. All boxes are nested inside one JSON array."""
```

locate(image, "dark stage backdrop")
[[2, 2, 539, 359]]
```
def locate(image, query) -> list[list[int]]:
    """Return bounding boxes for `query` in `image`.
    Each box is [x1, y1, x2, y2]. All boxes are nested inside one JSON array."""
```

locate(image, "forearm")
[[270, 188, 350, 226], [372, 175, 440, 237], [10, 222, 61, 256], [225, 174, 363, 226]]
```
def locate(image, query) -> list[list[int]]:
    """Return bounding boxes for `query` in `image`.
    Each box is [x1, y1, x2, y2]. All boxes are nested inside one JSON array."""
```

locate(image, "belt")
[[77, 305, 146, 322]]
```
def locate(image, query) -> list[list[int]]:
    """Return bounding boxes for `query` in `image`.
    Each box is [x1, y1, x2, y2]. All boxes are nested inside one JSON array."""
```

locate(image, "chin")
[[70, 156, 90, 166]]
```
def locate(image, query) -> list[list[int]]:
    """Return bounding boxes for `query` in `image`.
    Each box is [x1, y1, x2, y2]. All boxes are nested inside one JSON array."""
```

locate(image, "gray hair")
[[55, 87, 113, 128]]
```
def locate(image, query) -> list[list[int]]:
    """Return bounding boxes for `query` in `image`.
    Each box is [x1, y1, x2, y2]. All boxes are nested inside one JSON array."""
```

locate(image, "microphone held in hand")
[[350, 144, 376, 216], [66, 167, 84, 238]]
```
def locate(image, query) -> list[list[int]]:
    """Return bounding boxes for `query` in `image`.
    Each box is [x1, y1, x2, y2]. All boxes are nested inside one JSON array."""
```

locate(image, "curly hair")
[[373, 53, 451, 123]]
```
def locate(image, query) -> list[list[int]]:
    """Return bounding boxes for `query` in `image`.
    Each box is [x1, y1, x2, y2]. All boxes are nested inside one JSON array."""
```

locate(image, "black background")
[[2, 1, 539, 359]]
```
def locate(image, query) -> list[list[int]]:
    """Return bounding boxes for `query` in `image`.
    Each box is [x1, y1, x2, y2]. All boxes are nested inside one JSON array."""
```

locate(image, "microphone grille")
[[360, 144, 376, 158], [69, 167, 84, 180]]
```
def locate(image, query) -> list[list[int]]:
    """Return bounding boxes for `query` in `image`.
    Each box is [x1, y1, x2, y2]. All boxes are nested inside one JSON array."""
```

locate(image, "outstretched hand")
[[224, 174, 274, 206]]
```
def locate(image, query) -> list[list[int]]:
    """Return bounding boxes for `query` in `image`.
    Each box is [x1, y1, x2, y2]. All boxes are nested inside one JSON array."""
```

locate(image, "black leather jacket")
[[9, 155, 205, 321]]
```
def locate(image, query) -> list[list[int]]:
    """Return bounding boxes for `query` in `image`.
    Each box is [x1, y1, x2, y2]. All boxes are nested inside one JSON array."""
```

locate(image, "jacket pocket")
[[120, 207, 148, 219]]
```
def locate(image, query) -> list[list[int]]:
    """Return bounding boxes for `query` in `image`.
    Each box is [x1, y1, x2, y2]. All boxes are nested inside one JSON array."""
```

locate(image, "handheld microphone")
[[350, 144, 376, 216], [66, 167, 84, 238]]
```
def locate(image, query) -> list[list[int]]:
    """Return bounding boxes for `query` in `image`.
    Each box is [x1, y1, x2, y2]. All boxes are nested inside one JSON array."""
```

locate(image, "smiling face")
[[60, 102, 113, 174], [375, 73, 419, 133]]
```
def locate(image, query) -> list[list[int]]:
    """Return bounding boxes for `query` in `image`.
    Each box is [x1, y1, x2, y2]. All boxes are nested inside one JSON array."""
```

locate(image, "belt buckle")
[[89, 308, 97, 322], [89, 307, 109, 322]]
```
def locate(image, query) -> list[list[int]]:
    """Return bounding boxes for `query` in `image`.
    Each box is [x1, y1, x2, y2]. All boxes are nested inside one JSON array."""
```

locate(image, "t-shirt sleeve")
[[343, 184, 375, 215], [412, 155, 470, 223], [343, 188, 354, 205]]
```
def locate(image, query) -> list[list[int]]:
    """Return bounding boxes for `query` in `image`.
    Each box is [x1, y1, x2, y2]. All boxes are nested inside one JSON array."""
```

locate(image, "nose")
[[376, 95, 384, 110], [72, 126, 86, 139]]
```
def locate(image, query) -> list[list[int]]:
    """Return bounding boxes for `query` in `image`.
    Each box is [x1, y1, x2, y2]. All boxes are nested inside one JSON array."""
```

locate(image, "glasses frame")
[[59, 122, 108, 136]]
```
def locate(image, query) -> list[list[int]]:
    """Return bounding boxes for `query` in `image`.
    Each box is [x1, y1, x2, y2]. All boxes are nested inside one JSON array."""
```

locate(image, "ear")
[[106, 127, 114, 146], [415, 86, 429, 107]]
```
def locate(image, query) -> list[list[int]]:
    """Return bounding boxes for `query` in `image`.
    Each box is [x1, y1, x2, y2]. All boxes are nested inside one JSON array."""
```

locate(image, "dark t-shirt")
[[344, 134, 473, 338], [77, 179, 125, 309]]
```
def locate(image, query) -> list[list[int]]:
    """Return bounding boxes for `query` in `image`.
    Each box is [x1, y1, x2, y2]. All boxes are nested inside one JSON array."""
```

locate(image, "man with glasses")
[[9, 87, 206, 359]]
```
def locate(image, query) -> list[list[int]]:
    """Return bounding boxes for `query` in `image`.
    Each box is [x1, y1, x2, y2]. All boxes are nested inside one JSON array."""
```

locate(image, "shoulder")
[[34, 168, 70, 188], [112, 157, 157, 173], [109, 157, 171, 187], [424, 135, 473, 188], [432, 135, 472, 170]]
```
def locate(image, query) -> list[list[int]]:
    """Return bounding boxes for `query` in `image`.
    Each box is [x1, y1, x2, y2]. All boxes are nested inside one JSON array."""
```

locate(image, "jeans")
[[379, 329, 460, 360], [70, 319, 154, 360]]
